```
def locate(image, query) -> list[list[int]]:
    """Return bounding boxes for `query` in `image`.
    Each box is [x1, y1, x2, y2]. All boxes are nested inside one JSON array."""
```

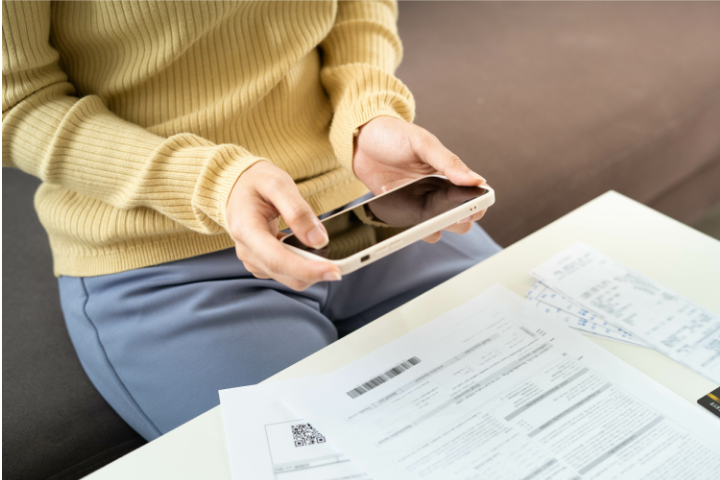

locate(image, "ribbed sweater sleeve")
[[320, 0, 416, 174], [1, 0, 264, 235]]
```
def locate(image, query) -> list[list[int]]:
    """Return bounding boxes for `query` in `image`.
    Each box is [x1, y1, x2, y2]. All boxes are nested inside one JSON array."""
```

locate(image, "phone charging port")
[[361, 255, 370, 263]]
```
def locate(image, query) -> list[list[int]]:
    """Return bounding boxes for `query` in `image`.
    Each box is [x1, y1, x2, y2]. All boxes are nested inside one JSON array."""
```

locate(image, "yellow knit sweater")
[[2, 0, 415, 276]]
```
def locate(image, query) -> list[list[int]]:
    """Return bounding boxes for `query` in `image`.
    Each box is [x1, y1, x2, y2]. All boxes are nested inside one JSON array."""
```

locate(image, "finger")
[[422, 231, 443, 243], [234, 244, 248, 262], [443, 221, 474, 235], [268, 217, 280, 238], [268, 273, 313, 292], [246, 255, 314, 289], [242, 214, 341, 282], [471, 208, 487, 222], [442, 208, 488, 236], [454, 208, 487, 225], [243, 261, 270, 279], [234, 246, 271, 278], [258, 175, 328, 250], [462, 209, 487, 223], [411, 129, 485, 187]]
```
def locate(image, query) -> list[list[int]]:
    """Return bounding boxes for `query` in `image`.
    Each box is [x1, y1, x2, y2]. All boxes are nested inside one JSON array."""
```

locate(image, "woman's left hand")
[[353, 116, 488, 243]]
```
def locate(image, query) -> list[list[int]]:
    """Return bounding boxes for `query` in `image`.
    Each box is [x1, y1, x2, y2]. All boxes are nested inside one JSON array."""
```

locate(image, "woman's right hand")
[[226, 161, 342, 291]]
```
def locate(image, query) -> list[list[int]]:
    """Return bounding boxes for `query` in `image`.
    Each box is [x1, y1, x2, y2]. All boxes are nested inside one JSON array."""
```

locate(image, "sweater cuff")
[[327, 69, 415, 176], [193, 145, 267, 232]]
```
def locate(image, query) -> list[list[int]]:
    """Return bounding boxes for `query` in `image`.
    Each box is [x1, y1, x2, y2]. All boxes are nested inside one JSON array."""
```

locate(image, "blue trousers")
[[58, 224, 500, 441]]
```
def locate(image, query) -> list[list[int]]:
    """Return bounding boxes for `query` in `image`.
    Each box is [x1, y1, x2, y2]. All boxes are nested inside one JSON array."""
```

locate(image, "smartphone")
[[281, 175, 495, 274]]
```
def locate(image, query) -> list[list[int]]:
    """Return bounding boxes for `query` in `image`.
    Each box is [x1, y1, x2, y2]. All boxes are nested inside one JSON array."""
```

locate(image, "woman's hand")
[[226, 161, 342, 290], [353, 116, 488, 243], [226, 117, 486, 289]]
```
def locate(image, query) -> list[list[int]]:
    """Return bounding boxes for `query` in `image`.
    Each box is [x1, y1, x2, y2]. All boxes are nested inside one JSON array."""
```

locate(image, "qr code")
[[291, 423, 326, 447]]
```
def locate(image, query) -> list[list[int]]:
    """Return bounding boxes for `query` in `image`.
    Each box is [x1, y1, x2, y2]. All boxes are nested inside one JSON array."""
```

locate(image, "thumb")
[[260, 175, 329, 250], [413, 130, 486, 187]]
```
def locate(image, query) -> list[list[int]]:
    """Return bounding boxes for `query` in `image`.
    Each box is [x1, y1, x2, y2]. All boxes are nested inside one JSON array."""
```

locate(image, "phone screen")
[[283, 177, 488, 260]]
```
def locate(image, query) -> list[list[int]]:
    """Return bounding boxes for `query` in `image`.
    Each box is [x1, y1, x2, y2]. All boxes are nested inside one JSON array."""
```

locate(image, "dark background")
[[395, 1, 720, 246]]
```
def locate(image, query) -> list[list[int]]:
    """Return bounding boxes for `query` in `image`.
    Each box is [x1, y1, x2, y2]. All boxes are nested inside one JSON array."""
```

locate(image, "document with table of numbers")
[[220, 377, 367, 480], [531, 243, 720, 384], [283, 285, 720, 480]]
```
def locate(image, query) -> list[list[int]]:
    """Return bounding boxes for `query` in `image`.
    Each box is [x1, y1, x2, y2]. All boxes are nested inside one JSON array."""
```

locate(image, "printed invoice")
[[220, 377, 367, 480], [531, 243, 720, 384], [284, 285, 720, 480]]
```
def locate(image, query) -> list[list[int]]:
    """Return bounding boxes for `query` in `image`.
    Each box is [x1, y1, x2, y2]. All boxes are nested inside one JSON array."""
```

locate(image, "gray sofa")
[[396, 2, 720, 246], [3, 2, 719, 478], [2, 170, 146, 479]]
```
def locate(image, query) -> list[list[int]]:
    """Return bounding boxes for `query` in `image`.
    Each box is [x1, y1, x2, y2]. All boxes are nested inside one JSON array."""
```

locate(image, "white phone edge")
[[281, 177, 496, 275]]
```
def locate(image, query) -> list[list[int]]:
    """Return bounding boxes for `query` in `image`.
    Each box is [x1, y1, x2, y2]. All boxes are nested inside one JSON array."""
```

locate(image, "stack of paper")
[[220, 283, 720, 480], [220, 377, 365, 480], [525, 281, 647, 347], [530, 243, 720, 384]]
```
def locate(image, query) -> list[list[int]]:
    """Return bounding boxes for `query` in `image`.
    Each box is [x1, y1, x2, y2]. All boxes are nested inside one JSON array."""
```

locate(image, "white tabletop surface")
[[87, 191, 720, 479]]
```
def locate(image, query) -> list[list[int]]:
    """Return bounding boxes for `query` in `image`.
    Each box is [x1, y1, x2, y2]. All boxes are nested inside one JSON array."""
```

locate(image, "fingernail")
[[460, 216, 472, 223], [323, 271, 341, 282], [307, 223, 329, 249], [468, 172, 485, 183]]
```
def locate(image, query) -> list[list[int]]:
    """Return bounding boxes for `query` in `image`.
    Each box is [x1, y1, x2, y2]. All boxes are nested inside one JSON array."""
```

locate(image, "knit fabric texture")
[[2, 0, 415, 276]]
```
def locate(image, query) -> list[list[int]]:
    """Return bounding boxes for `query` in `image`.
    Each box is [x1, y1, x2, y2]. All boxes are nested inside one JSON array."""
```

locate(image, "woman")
[[2, 0, 500, 440]]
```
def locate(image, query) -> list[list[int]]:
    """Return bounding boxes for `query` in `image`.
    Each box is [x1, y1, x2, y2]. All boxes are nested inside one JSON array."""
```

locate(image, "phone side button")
[[375, 246, 389, 257], [389, 240, 404, 251]]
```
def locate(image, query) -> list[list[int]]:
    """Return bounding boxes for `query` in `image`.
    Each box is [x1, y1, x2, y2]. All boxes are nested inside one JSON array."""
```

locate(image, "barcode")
[[346, 356, 421, 399]]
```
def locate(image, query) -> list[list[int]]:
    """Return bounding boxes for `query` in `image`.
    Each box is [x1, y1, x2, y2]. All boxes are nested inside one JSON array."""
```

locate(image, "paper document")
[[526, 281, 648, 347], [220, 377, 367, 480], [284, 285, 720, 480], [531, 243, 720, 384]]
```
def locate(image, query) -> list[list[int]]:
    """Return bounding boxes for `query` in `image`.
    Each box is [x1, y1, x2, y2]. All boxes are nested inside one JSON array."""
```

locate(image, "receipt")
[[284, 285, 720, 480], [527, 299, 648, 347], [220, 377, 367, 480], [526, 281, 648, 347], [531, 244, 720, 384]]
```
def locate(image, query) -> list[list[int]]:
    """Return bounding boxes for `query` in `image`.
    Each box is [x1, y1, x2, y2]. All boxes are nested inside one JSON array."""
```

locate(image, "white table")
[[88, 191, 720, 479]]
